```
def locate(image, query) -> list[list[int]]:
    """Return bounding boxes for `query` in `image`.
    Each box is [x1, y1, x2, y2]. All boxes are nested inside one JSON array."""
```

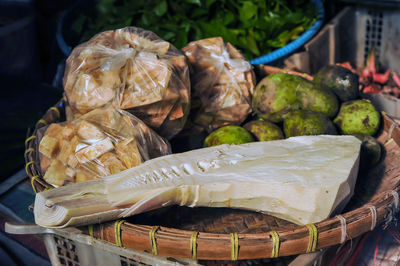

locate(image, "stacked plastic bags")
[[37, 27, 255, 187]]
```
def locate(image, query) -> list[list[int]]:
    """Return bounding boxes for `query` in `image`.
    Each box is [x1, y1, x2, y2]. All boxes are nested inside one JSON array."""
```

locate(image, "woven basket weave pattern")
[[25, 71, 400, 260]]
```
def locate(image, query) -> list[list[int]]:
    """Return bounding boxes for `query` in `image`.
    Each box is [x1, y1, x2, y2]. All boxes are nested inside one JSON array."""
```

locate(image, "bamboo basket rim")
[[25, 66, 400, 261]]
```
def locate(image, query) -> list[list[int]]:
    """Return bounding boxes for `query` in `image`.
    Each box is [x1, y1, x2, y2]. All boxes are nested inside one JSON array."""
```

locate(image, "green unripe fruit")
[[204, 125, 254, 147], [243, 120, 284, 141], [252, 73, 302, 123], [283, 110, 337, 138], [333, 99, 380, 135], [296, 80, 339, 118], [314, 65, 359, 102]]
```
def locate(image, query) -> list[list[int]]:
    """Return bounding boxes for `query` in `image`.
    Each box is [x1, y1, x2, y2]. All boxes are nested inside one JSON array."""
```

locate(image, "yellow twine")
[[270, 231, 280, 258], [190, 232, 198, 259], [114, 220, 125, 248], [49, 107, 60, 119], [230, 233, 239, 261], [385, 138, 394, 147], [25, 135, 36, 145], [306, 224, 318, 253], [25, 161, 35, 175], [30, 175, 39, 194], [36, 119, 47, 127], [24, 148, 35, 155], [149, 226, 160, 255], [88, 225, 94, 237]]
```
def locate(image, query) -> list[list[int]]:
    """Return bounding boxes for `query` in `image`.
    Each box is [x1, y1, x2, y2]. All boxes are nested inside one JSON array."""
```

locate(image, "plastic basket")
[[5, 223, 198, 266]]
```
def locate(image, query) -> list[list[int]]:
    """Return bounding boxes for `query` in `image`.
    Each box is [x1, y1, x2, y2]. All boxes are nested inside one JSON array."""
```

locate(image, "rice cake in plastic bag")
[[182, 37, 256, 132], [36, 105, 171, 187], [63, 27, 190, 139]]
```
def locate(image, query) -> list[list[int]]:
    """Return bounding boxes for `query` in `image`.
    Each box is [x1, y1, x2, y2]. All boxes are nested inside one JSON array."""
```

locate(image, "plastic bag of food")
[[63, 27, 190, 139], [36, 105, 171, 187], [182, 37, 256, 132]]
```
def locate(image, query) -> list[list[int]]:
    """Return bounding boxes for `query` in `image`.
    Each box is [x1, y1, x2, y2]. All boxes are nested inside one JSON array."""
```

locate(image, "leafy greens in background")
[[72, 0, 317, 59]]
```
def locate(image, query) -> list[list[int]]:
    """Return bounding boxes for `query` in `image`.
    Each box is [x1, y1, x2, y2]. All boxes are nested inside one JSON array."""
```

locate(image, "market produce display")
[[34, 135, 361, 228], [36, 106, 170, 186], [182, 37, 256, 132], [28, 18, 388, 246], [36, 54, 384, 228], [63, 27, 190, 139]]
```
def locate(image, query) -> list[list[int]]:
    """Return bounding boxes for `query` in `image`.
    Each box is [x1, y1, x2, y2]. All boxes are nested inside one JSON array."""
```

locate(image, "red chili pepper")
[[366, 49, 376, 76], [392, 72, 400, 88], [363, 83, 381, 94], [373, 69, 391, 84], [362, 68, 371, 81], [338, 62, 357, 73]]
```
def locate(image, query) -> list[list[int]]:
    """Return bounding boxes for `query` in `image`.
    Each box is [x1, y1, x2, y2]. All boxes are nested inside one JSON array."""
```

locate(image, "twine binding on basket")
[[25, 161, 35, 176], [88, 225, 94, 238], [49, 106, 61, 119], [336, 215, 348, 244], [384, 190, 400, 226], [270, 231, 280, 258], [24, 148, 35, 155], [388, 122, 399, 140], [230, 233, 239, 261], [384, 138, 394, 147], [30, 175, 39, 194], [114, 220, 125, 248], [367, 205, 377, 231], [149, 226, 160, 255], [388, 190, 399, 211], [190, 232, 198, 259], [385, 121, 399, 146], [305, 224, 318, 253], [25, 135, 36, 146], [36, 119, 47, 127]]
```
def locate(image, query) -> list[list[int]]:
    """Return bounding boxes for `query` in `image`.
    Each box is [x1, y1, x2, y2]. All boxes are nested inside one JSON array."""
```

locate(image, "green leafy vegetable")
[[72, 0, 317, 59]]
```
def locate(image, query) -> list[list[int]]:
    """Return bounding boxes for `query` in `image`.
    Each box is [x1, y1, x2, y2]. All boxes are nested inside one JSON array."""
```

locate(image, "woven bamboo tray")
[[25, 66, 400, 261]]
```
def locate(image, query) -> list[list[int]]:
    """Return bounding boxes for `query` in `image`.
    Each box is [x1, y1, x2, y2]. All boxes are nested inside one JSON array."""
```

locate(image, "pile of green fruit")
[[204, 65, 382, 168]]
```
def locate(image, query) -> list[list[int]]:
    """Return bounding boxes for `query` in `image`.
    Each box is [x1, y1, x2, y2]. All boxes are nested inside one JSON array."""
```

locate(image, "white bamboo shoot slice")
[[34, 135, 361, 228]]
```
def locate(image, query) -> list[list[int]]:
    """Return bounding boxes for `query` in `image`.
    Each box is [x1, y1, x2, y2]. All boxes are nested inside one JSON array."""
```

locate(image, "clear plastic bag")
[[36, 105, 171, 187], [182, 37, 256, 132], [63, 27, 190, 139]]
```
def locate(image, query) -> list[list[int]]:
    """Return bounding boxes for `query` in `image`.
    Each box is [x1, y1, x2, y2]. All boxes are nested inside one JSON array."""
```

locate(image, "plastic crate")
[[285, 5, 400, 119], [5, 223, 198, 266]]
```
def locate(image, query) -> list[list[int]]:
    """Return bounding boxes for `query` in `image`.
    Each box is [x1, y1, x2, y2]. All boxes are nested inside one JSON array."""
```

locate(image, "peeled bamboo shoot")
[[34, 135, 361, 228]]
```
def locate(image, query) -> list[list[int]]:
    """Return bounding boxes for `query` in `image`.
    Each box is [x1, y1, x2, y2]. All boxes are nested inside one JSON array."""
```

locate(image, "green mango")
[[314, 65, 359, 102], [283, 110, 337, 138], [333, 99, 380, 136], [296, 79, 339, 118], [252, 73, 301, 123], [204, 125, 254, 147], [243, 120, 284, 141]]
